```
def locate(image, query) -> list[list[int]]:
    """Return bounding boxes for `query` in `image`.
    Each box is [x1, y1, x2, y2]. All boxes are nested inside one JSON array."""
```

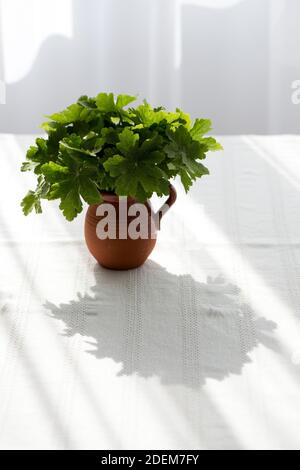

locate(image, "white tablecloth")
[[0, 134, 300, 450]]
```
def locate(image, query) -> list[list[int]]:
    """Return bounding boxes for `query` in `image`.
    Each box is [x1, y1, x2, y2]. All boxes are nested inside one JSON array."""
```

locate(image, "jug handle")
[[156, 184, 177, 230]]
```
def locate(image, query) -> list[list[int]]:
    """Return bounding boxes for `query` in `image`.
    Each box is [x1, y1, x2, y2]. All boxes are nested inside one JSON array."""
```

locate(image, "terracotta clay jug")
[[84, 184, 177, 270]]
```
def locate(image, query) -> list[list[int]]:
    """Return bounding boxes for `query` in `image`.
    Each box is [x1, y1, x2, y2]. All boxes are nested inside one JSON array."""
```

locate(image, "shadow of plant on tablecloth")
[[44, 260, 277, 388]]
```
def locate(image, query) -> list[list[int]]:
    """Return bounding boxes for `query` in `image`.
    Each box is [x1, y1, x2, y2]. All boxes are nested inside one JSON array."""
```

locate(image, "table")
[[0, 134, 300, 450]]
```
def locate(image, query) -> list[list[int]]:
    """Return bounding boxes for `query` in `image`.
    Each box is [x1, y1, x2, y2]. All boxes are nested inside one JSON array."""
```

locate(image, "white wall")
[[0, 0, 299, 134]]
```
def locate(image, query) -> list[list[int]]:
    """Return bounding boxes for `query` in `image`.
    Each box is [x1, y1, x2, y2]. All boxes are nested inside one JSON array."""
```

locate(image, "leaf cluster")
[[21, 93, 222, 220]]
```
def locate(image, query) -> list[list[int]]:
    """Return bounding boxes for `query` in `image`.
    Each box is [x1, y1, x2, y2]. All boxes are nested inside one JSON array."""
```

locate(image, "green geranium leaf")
[[21, 191, 39, 215], [47, 104, 83, 124], [21, 161, 39, 172], [95, 92, 115, 113], [103, 155, 126, 177], [79, 177, 102, 205], [21, 177, 50, 215], [40, 162, 70, 182], [59, 187, 82, 221], [116, 128, 139, 155], [202, 137, 223, 152], [77, 95, 97, 109], [176, 108, 192, 129], [48, 180, 82, 221], [190, 119, 212, 140], [116, 94, 137, 109]]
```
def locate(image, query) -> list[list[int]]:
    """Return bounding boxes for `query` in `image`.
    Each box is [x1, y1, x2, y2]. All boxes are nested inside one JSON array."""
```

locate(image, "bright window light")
[[0, 0, 73, 84]]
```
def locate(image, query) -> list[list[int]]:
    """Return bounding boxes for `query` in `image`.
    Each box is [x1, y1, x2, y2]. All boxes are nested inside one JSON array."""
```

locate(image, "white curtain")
[[0, 0, 299, 134]]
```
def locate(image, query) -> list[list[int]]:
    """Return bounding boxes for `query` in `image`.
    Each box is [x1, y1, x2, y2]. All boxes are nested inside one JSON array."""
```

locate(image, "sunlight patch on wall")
[[0, 0, 73, 84], [173, 0, 245, 69]]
